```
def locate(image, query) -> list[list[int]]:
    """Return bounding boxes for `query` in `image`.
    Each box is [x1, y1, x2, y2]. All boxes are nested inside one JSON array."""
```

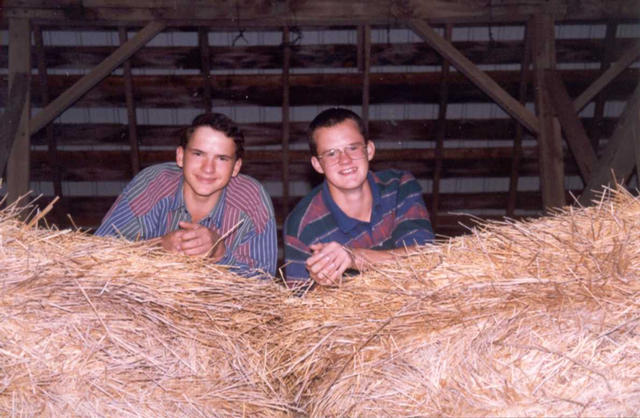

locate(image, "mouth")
[[338, 167, 357, 176], [196, 176, 217, 184]]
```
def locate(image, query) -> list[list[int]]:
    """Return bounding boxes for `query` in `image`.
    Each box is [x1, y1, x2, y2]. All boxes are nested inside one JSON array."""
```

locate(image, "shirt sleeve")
[[391, 171, 435, 246], [217, 184, 278, 279], [283, 215, 315, 289], [219, 216, 278, 279], [94, 185, 143, 240]]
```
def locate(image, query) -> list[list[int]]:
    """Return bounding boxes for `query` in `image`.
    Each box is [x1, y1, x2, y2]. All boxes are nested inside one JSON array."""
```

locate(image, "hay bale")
[[270, 187, 640, 416], [0, 202, 295, 416], [2, 187, 640, 416]]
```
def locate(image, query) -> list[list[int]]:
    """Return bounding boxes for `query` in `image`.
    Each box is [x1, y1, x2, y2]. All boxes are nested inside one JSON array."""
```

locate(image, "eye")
[[218, 156, 231, 162], [347, 144, 360, 152], [324, 149, 338, 158], [192, 150, 203, 156]]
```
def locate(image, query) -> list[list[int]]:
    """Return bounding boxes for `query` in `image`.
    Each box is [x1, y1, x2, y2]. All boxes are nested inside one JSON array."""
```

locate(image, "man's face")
[[176, 126, 242, 203], [310, 119, 375, 194]]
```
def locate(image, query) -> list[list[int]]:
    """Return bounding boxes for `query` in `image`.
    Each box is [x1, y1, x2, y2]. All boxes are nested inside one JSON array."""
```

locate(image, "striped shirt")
[[284, 169, 434, 285], [96, 162, 277, 278]]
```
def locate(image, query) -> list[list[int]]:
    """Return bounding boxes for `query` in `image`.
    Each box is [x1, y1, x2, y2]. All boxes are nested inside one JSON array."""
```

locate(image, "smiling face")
[[310, 119, 375, 196], [176, 126, 242, 208]]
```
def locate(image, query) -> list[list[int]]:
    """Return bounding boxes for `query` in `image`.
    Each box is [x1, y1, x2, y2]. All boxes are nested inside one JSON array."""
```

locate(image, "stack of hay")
[[273, 187, 640, 416], [1, 187, 639, 416], [0, 200, 295, 416]]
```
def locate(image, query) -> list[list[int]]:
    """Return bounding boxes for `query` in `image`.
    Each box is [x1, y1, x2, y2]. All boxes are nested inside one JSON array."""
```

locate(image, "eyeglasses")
[[317, 143, 367, 166]]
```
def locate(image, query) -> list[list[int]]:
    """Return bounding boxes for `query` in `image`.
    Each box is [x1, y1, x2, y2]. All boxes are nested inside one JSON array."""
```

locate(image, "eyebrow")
[[187, 147, 234, 159]]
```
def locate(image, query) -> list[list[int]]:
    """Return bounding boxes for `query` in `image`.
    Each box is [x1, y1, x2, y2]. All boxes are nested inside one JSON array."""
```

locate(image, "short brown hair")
[[181, 112, 244, 159], [307, 108, 367, 156]]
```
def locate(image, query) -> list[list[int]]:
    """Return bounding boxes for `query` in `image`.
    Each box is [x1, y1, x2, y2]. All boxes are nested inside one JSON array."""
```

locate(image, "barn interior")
[[1, 0, 639, 243]]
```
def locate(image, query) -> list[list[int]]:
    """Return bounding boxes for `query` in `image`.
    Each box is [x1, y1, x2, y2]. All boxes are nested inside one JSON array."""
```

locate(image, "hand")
[[161, 221, 226, 261], [305, 242, 354, 286]]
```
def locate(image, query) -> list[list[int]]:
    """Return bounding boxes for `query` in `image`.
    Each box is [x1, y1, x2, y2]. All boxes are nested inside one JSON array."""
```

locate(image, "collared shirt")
[[96, 162, 277, 278], [284, 169, 434, 285]]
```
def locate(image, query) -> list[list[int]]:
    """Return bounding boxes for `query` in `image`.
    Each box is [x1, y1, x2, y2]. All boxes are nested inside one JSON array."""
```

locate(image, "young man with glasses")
[[284, 108, 434, 290], [96, 112, 277, 279]]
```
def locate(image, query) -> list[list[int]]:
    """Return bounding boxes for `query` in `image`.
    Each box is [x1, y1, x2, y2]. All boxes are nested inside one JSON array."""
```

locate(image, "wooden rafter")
[[2, 0, 638, 25], [29, 20, 166, 136], [579, 82, 640, 205], [408, 19, 540, 135], [545, 70, 597, 183], [574, 40, 640, 112]]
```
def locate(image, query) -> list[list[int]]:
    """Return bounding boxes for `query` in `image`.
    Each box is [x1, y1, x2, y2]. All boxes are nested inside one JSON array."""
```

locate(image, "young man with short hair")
[[96, 112, 277, 279], [284, 108, 434, 290]]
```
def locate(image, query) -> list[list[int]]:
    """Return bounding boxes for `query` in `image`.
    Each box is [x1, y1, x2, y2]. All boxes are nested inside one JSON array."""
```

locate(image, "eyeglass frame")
[[315, 142, 369, 166]]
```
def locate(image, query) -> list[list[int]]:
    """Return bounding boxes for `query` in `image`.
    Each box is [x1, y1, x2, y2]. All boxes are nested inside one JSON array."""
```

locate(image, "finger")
[[309, 242, 327, 253], [179, 221, 200, 230], [307, 253, 334, 274]]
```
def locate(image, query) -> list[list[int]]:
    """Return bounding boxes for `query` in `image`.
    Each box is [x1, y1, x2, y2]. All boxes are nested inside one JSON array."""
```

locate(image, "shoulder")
[[128, 162, 181, 189], [372, 169, 419, 190], [225, 174, 274, 226], [123, 162, 182, 200], [285, 184, 326, 235]]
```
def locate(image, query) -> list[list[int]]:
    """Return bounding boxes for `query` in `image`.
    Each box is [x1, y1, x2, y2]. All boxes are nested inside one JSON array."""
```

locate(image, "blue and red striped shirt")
[[284, 169, 434, 285], [96, 162, 277, 278]]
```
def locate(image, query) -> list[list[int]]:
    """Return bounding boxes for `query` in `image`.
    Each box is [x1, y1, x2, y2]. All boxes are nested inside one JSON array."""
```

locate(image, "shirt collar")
[[169, 176, 226, 227], [322, 172, 380, 233]]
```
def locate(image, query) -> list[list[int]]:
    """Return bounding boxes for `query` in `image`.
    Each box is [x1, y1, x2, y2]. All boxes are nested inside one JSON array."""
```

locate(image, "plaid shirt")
[[96, 162, 277, 278], [284, 169, 434, 285]]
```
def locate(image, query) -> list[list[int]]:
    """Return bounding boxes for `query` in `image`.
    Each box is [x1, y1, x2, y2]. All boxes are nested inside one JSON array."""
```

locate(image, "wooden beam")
[[198, 27, 213, 112], [408, 19, 540, 135], [545, 70, 597, 183], [360, 24, 371, 131], [33, 24, 63, 200], [281, 26, 291, 216], [588, 22, 617, 149], [6, 18, 31, 204], [431, 24, 452, 230], [119, 27, 141, 175], [574, 40, 640, 112], [28, 20, 166, 136], [507, 20, 532, 217], [3, 0, 638, 25], [579, 82, 640, 205], [0, 73, 29, 176], [531, 14, 565, 209]]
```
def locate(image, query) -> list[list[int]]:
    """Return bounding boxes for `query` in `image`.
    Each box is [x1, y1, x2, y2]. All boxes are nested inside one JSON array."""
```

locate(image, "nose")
[[202, 157, 216, 173], [337, 148, 353, 164]]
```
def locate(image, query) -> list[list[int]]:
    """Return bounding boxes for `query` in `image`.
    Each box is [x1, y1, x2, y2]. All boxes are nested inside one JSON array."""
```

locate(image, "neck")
[[329, 180, 373, 222], [183, 189, 221, 224]]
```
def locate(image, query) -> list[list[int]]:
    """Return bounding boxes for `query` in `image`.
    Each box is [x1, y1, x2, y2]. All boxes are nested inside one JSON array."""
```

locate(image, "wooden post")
[[199, 27, 213, 113], [6, 18, 31, 204], [431, 24, 452, 231], [281, 26, 291, 216], [33, 24, 63, 200], [360, 24, 371, 132], [531, 14, 565, 209], [589, 22, 617, 149], [507, 21, 532, 217], [119, 27, 141, 176]]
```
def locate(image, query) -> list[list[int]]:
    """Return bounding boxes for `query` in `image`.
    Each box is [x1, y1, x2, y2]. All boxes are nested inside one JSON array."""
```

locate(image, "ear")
[[311, 156, 324, 175], [366, 140, 375, 161], [231, 158, 242, 177], [176, 146, 184, 168]]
